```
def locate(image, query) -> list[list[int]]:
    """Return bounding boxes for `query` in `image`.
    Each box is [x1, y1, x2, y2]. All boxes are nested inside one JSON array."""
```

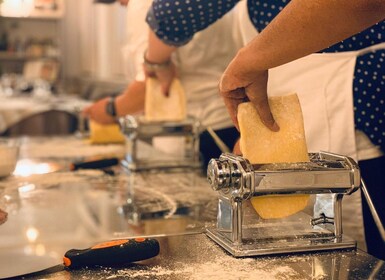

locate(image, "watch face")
[[106, 98, 117, 117]]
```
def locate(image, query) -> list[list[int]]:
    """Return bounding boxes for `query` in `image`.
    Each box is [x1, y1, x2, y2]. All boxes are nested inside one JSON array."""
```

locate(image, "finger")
[[232, 138, 242, 155], [219, 72, 247, 94], [161, 80, 171, 97], [221, 88, 248, 130], [158, 68, 175, 98], [245, 83, 279, 132]]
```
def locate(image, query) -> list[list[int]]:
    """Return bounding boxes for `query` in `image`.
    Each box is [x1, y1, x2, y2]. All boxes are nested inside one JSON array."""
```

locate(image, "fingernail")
[[272, 122, 280, 132]]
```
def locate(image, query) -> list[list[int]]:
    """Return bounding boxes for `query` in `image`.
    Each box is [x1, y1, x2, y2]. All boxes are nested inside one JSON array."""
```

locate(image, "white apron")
[[268, 43, 385, 158], [234, 0, 385, 250]]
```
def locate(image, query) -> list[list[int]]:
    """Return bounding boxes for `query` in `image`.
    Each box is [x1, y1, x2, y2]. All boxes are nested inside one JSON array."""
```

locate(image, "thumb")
[[161, 79, 173, 98]]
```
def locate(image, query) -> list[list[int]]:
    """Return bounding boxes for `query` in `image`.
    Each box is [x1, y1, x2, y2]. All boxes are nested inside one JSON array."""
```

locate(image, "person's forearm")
[[145, 30, 176, 63], [241, 0, 385, 71], [115, 80, 146, 116]]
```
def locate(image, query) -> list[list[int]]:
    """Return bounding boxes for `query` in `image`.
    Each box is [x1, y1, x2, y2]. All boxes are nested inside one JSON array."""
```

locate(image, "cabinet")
[[0, 0, 65, 82]]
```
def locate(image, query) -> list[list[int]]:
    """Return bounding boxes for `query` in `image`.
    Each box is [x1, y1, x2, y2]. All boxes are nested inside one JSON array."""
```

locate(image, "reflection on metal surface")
[[14, 159, 61, 176], [19, 184, 36, 193], [26, 227, 39, 243], [369, 260, 385, 279]]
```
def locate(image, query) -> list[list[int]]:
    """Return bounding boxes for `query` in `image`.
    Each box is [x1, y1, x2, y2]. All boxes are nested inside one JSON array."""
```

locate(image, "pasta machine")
[[206, 151, 370, 257], [119, 115, 201, 171]]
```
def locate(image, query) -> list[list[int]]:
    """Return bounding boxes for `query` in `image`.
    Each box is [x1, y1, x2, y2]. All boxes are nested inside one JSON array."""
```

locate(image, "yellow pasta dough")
[[145, 78, 186, 122], [238, 94, 310, 219], [88, 120, 125, 144]]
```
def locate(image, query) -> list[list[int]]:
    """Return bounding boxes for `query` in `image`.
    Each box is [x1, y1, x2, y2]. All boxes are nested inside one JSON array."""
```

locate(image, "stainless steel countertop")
[[8, 234, 385, 280], [0, 136, 384, 279]]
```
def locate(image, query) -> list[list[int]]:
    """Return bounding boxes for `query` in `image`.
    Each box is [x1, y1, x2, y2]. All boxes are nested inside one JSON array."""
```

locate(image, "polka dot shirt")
[[147, 0, 385, 150]]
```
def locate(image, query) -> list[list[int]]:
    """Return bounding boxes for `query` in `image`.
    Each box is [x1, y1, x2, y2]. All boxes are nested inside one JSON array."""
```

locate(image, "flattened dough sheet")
[[238, 94, 310, 219], [145, 78, 186, 122]]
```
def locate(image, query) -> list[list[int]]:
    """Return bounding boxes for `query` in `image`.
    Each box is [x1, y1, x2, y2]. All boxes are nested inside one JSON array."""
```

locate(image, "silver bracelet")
[[143, 50, 172, 71]]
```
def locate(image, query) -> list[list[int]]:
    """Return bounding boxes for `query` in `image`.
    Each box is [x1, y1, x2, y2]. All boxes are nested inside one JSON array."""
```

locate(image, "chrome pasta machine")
[[206, 151, 384, 257], [119, 115, 201, 171]]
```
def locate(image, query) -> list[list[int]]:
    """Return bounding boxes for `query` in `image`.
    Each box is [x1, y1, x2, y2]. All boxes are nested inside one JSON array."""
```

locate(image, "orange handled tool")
[[63, 238, 160, 268]]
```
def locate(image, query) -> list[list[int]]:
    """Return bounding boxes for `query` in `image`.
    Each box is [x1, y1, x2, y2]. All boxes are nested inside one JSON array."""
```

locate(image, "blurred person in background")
[[83, 0, 244, 170]]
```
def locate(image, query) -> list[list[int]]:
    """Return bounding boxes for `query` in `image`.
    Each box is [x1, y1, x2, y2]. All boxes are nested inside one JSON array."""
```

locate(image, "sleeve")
[[146, 0, 240, 46]]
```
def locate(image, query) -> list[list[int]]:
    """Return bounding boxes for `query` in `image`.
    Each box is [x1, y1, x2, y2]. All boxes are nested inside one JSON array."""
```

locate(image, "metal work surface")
[[0, 169, 217, 279], [0, 136, 216, 279], [7, 234, 385, 280], [0, 137, 384, 279]]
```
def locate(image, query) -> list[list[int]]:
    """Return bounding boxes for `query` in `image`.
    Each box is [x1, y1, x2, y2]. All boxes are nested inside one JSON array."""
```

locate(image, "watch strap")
[[105, 96, 117, 117]]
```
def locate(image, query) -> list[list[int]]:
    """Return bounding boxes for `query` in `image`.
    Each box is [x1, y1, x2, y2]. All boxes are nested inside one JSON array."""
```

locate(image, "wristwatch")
[[105, 96, 117, 117]]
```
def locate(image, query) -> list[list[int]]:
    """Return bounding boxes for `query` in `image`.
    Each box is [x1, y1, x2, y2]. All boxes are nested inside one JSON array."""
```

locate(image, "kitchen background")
[[0, 0, 129, 98]]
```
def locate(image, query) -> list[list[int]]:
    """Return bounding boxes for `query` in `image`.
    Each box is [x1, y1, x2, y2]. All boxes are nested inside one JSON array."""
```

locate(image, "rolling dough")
[[89, 120, 125, 144], [238, 94, 310, 219], [145, 78, 186, 122]]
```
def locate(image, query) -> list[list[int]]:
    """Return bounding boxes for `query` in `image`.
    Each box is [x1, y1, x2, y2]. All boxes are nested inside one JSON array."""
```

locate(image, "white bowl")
[[0, 139, 19, 177]]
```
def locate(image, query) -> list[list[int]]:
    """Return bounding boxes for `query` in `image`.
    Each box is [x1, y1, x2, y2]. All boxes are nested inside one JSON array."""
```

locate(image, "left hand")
[[82, 97, 116, 125]]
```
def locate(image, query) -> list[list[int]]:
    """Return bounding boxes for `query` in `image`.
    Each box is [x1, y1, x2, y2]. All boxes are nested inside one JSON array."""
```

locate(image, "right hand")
[[219, 50, 279, 132], [232, 138, 242, 155], [143, 62, 177, 97]]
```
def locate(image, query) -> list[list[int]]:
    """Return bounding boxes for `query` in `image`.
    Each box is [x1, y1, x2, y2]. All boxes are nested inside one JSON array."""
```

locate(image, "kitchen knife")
[[0, 238, 160, 279], [64, 238, 160, 268]]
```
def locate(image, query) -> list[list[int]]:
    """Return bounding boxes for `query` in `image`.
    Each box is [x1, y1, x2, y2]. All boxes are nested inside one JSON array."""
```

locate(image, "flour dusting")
[[105, 255, 304, 280]]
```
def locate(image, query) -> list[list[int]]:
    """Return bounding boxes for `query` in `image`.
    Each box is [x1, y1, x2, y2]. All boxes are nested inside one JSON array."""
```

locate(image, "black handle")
[[63, 238, 160, 268], [70, 158, 119, 171]]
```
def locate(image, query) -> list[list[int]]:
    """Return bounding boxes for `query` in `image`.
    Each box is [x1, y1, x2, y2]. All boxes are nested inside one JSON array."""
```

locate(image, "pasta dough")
[[88, 120, 125, 144], [145, 78, 186, 122], [238, 94, 310, 219]]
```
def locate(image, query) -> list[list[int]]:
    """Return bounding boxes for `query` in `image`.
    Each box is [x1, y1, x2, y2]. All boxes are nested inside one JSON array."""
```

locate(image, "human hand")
[[219, 51, 279, 132], [0, 208, 7, 225], [143, 62, 176, 97], [232, 138, 241, 155], [82, 97, 116, 125]]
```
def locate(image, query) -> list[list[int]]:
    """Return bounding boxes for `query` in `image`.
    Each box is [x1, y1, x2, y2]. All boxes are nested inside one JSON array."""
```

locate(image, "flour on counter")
[[20, 137, 127, 159], [106, 258, 303, 280]]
